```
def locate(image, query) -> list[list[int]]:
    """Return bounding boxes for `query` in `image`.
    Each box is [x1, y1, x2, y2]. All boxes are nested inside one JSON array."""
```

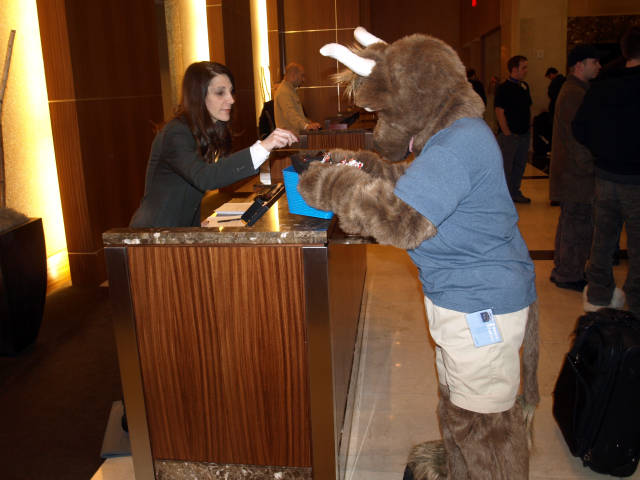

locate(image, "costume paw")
[[405, 440, 448, 480], [297, 162, 336, 211]]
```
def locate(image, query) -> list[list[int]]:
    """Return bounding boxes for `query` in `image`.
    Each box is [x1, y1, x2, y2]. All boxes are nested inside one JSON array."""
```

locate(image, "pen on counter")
[[217, 217, 242, 223]]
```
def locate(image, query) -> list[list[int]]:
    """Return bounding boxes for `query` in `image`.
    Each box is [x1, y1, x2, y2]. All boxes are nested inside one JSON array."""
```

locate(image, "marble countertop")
[[103, 194, 372, 246]]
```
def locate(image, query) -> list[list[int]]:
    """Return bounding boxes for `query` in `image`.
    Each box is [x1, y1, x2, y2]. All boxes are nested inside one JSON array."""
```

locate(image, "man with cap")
[[549, 44, 601, 291], [573, 26, 640, 316]]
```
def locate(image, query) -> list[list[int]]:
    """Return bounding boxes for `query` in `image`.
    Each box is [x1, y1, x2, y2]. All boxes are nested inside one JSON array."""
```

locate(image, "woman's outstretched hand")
[[261, 128, 299, 151]]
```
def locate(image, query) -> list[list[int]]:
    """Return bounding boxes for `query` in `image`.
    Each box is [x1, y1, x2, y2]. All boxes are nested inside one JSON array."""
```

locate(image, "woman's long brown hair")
[[174, 61, 235, 163]]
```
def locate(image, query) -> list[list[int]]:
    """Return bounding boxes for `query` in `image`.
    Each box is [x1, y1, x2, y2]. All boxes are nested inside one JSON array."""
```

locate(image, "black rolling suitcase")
[[553, 308, 640, 477]]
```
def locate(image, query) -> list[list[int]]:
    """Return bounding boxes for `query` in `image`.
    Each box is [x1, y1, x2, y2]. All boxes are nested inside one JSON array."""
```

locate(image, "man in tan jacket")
[[273, 63, 321, 133], [549, 45, 601, 291]]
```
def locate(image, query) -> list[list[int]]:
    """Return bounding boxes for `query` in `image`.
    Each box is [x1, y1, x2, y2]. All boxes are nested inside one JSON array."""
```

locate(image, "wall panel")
[[37, 0, 164, 285]]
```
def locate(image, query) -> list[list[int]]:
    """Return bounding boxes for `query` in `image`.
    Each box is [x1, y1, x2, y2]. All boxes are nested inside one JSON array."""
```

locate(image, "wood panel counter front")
[[103, 197, 369, 480]]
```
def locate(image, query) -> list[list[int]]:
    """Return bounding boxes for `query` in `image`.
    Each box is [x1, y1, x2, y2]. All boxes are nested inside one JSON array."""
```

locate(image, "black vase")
[[0, 218, 47, 355]]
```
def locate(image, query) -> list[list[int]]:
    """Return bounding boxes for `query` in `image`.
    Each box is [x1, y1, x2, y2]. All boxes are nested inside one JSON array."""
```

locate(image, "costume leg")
[[619, 182, 640, 316], [439, 395, 529, 480], [438, 384, 469, 479], [587, 178, 623, 305]]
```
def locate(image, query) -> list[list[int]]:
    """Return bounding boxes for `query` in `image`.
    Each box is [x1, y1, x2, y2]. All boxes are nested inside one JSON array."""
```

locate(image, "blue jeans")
[[497, 132, 530, 197], [587, 178, 640, 315]]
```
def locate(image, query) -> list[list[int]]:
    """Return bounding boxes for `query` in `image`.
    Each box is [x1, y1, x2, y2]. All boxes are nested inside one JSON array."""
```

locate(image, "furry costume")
[[298, 28, 539, 479]]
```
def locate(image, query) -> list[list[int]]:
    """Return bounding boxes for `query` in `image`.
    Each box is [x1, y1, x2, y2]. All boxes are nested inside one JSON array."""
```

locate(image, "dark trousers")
[[587, 178, 640, 316], [552, 201, 593, 283], [498, 132, 530, 197]]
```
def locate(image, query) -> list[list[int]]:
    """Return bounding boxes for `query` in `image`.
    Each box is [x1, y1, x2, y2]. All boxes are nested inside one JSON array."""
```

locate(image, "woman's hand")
[[261, 128, 299, 151]]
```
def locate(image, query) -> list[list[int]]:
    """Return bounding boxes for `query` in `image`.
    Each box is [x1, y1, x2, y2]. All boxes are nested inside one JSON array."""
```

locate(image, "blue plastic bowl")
[[282, 166, 334, 219]]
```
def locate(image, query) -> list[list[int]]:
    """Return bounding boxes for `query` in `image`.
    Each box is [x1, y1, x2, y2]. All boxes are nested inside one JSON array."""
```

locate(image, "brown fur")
[[298, 162, 436, 249], [299, 29, 539, 480]]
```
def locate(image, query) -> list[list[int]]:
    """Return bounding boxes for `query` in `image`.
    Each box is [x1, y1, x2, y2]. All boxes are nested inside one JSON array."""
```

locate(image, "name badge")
[[465, 308, 503, 347]]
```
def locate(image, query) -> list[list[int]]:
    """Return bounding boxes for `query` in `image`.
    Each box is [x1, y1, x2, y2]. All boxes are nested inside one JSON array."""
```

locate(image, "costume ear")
[[319, 43, 376, 77], [354, 26, 386, 47]]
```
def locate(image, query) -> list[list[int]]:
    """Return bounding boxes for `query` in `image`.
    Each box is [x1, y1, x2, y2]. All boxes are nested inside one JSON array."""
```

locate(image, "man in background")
[[273, 62, 321, 133], [573, 26, 640, 316], [466, 68, 487, 105], [549, 45, 601, 291], [545, 66, 566, 116], [495, 55, 532, 203]]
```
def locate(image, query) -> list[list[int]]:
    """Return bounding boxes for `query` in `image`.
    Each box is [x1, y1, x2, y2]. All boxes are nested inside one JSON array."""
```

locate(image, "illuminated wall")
[[163, 0, 211, 111], [0, 0, 66, 258]]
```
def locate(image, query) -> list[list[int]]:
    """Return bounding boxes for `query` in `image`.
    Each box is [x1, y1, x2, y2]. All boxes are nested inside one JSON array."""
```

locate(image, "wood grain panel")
[[47, 102, 92, 251], [68, 249, 106, 286], [128, 245, 311, 467], [75, 96, 164, 235], [304, 130, 372, 150], [328, 244, 366, 438], [35, 0, 75, 101], [207, 4, 225, 64], [460, 0, 500, 46], [63, 0, 161, 98], [369, 0, 461, 50], [297, 87, 340, 126], [336, 0, 361, 29], [282, 0, 335, 31], [284, 31, 338, 86]]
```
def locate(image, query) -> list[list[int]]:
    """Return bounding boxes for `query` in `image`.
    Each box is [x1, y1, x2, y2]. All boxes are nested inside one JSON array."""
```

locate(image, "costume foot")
[[405, 440, 447, 480], [583, 285, 625, 312], [550, 276, 587, 292]]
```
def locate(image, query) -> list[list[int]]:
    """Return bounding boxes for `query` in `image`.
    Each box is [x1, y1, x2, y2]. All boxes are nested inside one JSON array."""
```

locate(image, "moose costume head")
[[321, 27, 484, 161], [298, 28, 539, 480]]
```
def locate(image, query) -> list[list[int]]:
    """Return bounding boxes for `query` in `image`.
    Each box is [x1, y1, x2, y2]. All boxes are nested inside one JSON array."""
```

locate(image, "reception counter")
[[103, 195, 369, 480]]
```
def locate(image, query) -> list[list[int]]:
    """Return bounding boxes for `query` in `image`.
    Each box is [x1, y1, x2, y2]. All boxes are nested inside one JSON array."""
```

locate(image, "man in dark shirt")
[[573, 27, 640, 316], [495, 55, 533, 203]]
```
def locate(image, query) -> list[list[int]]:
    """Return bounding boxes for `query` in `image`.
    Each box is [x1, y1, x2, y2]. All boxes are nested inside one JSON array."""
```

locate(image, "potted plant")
[[0, 30, 47, 355]]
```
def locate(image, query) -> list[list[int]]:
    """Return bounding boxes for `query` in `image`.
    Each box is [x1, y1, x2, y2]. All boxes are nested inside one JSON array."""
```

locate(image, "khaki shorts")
[[424, 296, 528, 414]]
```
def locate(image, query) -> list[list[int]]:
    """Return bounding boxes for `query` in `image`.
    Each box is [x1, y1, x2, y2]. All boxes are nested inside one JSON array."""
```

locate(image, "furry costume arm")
[[329, 149, 411, 182], [298, 162, 436, 249]]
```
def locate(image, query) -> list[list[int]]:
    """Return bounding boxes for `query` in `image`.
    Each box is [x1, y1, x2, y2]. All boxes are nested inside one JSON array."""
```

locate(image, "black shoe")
[[550, 277, 587, 292], [512, 194, 531, 204]]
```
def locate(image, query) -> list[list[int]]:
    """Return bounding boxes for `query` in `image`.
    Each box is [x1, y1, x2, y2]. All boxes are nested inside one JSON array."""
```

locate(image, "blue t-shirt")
[[394, 117, 536, 314]]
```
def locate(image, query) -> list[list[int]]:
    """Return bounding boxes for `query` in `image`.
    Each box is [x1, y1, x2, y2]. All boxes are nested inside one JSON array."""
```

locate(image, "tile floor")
[[93, 165, 636, 479]]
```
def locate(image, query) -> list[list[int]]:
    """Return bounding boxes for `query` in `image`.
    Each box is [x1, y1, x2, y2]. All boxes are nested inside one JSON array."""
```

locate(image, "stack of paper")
[[201, 202, 253, 228]]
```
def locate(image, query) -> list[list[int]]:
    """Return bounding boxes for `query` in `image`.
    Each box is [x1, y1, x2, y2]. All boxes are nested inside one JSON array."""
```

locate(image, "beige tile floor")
[[93, 165, 636, 479]]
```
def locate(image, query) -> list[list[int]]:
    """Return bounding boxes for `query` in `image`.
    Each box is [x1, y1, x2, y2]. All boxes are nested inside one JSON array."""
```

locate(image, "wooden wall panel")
[[282, 0, 335, 30], [128, 245, 311, 467], [36, 0, 164, 285], [75, 97, 163, 233], [270, 2, 369, 124], [64, 0, 162, 98], [369, 0, 461, 50], [35, 0, 75, 100], [298, 88, 340, 126], [336, 0, 362, 29], [206, 1, 226, 64], [284, 31, 338, 86], [460, 0, 500, 46], [222, 0, 257, 151]]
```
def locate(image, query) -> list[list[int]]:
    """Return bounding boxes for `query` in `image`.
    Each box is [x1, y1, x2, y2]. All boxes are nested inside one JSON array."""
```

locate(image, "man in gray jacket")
[[549, 45, 601, 291]]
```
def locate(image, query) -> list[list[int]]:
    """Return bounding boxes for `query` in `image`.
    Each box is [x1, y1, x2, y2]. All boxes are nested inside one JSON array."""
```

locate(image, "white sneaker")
[[583, 285, 626, 312]]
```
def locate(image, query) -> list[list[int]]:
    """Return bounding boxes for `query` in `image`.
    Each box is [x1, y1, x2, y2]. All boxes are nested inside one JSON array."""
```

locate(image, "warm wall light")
[[1, 0, 67, 262], [250, 0, 271, 123]]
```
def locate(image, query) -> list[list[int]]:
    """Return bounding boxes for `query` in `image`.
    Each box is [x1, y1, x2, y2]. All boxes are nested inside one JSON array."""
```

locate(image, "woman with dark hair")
[[130, 61, 298, 227]]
